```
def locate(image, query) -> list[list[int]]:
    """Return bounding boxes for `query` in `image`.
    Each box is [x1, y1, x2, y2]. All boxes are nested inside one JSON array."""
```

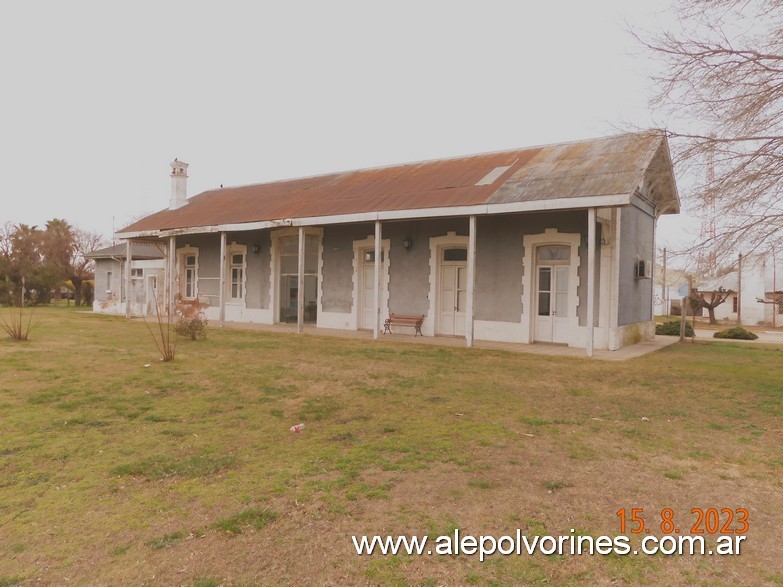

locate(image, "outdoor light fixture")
[[402, 238, 413, 250], [251, 243, 261, 254]]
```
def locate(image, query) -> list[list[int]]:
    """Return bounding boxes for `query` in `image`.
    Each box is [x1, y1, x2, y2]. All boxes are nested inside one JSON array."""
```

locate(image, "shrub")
[[173, 300, 207, 341], [0, 305, 34, 341], [175, 316, 207, 341], [713, 327, 758, 340], [655, 320, 694, 337]]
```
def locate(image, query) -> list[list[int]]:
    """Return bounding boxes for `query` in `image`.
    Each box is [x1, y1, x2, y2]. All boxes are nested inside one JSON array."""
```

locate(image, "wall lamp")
[[251, 243, 261, 254], [402, 238, 413, 250]]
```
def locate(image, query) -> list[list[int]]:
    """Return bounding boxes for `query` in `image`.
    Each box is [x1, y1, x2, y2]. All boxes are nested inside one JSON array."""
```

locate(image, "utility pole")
[[680, 296, 687, 341], [737, 253, 743, 326], [774, 248, 777, 329], [662, 247, 667, 317]]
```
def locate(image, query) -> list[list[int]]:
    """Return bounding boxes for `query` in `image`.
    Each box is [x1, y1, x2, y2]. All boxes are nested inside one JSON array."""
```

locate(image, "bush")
[[175, 317, 207, 341], [0, 305, 34, 341], [713, 327, 758, 340], [172, 299, 208, 341], [656, 320, 694, 337]]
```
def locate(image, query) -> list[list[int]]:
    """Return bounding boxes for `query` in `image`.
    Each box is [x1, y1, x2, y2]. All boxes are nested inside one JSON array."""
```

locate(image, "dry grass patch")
[[0, 308, 781, 584]]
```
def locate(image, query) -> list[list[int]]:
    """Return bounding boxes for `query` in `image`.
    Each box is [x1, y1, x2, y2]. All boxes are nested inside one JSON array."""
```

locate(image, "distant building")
[[698, 254, 783, 326], [86, 243, 165, 316]]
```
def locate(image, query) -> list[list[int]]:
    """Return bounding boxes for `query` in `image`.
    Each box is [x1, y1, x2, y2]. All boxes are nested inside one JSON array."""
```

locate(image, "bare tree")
[[638, 0, 783, 261], [690, 286, 734, 325], [69, 229, 104, 307]]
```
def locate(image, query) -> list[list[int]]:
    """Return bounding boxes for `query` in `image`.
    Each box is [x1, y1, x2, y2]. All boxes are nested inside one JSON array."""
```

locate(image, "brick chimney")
[[169, 158, 189, 209]]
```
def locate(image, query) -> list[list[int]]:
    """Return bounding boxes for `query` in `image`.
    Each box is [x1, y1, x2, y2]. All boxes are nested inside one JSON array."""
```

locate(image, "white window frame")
[[177, 246, 200, 301], [226, 243, 247, 304], [521, 229, 581, 346]]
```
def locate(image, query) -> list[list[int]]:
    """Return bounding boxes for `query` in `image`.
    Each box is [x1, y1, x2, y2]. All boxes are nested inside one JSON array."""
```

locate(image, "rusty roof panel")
[[487, 133, 662, 205], [121, 132, 669, 233]]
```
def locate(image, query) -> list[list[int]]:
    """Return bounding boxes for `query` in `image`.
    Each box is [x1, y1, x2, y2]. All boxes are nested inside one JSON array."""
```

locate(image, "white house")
[[700, 253, 783, 326], [87, 243, 166, 316]]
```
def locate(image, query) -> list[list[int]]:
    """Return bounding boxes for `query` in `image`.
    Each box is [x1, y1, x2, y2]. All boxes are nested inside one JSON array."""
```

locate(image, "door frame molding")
[[426, 231, 469, 337], [522, 229, 580, 344], [351, 235, 390, 330]]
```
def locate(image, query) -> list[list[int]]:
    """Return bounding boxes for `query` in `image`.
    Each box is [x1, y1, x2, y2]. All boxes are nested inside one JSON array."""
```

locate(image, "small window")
[[230, 251, 245, 300], [443, 248, 467, 262], [131, 268, 143, 279], [732, 296, 738, 313], [537, 245, 570, 262], [182, 253, 198, 300], [106, 271, 112, 292], [364, 250, 384, 263]]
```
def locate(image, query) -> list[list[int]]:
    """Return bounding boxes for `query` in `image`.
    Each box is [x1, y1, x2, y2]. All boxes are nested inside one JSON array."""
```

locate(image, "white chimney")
[[169, 158, 189, 209]]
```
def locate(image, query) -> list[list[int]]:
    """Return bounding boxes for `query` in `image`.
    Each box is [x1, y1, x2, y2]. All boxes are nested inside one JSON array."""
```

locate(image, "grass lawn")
[[1, 308, 782, 585]]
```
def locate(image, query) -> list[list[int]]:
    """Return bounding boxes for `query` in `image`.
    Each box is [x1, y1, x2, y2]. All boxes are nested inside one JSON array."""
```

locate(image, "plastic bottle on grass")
[[289, 423, 305, 433]]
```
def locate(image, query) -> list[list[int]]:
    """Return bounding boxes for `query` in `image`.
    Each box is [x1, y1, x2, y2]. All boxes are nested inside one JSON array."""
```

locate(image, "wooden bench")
[[383, 313, 424, 336]]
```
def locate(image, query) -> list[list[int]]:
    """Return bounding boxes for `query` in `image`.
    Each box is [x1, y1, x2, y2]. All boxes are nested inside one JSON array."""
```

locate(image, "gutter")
[[115, 193, 632, 240]]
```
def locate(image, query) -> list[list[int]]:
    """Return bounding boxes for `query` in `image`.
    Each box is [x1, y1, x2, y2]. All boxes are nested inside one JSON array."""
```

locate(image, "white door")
[[535, 265, 570, 343], [359, 249, 386, 330], [438, 264, 467, 336]]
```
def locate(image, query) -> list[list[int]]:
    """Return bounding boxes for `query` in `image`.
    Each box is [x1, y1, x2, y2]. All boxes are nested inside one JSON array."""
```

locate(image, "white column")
[[297, 226, 305, 333], [219, 232, 227, 325], [125, 240, 132, 319], [466, 215, 477, 347], [373, 220, 381, 339], [168, 236, 176, 317], [586, 208, 596, 357]]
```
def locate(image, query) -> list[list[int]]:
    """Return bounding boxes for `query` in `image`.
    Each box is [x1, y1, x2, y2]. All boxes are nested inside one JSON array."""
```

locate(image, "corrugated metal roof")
[[86, 243, 165, 259], [488, 132, 660, 204], [121, 131, 676, 234]]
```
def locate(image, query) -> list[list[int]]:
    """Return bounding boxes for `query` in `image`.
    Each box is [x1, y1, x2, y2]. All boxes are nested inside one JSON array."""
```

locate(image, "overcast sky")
[[0, 1, 695, 247]]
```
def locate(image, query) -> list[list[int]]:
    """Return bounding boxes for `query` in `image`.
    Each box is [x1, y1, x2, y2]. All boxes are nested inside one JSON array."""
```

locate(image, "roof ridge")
[[203, 130, 662, 193]]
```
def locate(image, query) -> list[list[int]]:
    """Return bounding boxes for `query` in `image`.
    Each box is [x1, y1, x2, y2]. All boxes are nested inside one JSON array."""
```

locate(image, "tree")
[[4, 223, 42, 305], [0, 220, 104, 307], [689, 286, 733, 325], [69, 229, 103, 307], [40, 219, 103, 307], [638, 0, 783, 261]]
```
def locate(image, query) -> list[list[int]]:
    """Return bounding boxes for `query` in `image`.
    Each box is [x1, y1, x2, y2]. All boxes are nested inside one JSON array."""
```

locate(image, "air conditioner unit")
[[635, 259, 652, 279]]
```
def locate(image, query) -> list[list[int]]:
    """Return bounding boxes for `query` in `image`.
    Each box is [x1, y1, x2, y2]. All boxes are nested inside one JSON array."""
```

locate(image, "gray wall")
[[321, 219, 470, 315], [176, 231, 271, 310], [161, 208, 623, 327], [475, 211, 601, 326], [386, 219, 469, 316], [320, 213, 605, 324], [93, 258, 122, 302], [618, 202, 655, 326], [475, 216, 524, 322], [225, 230, 270, 310], [177, 234, 221, 303], [321, 224, 374, 313]]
